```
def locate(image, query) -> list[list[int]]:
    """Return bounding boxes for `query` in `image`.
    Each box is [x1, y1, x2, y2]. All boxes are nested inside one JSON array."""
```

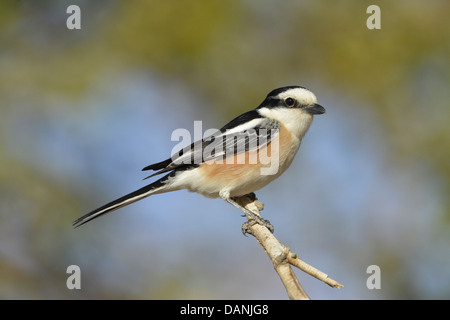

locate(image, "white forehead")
[[277, 87, 317, 105]]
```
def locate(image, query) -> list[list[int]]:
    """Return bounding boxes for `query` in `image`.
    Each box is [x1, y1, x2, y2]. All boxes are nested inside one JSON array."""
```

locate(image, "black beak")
[[305, 103, 326, 115]]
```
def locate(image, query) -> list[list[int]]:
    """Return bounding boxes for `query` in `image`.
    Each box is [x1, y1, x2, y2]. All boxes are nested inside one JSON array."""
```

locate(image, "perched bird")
[[73, 86, 325, 233]]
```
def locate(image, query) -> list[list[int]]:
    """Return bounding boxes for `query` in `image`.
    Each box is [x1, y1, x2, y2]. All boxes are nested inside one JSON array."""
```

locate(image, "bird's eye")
[[285, 97, 295, 107]]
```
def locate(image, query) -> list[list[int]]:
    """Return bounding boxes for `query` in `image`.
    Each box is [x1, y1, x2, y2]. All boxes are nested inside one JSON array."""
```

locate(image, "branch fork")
[[235, 193, 344, 300]]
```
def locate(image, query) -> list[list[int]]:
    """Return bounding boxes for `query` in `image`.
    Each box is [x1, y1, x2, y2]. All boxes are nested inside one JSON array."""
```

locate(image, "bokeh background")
[[1, 0, 449, 299]]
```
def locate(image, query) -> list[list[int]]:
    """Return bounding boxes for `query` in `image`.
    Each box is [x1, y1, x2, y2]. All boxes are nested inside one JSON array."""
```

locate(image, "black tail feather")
[[73, 180, 165, 228]]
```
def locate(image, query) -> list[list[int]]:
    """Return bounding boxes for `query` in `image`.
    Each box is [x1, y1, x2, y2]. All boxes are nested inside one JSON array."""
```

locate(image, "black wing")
[[142, 110, 280, 178]]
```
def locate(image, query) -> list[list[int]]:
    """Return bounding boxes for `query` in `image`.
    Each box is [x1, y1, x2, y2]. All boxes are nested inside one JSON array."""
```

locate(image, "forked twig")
[[235, 194, 344, 300]]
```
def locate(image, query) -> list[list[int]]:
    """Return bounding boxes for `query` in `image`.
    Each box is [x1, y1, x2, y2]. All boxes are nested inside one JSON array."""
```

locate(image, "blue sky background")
[[3, 69, 447, 299]]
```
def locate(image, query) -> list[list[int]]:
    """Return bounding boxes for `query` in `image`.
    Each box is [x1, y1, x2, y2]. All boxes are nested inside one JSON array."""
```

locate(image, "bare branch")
[[235, 194, 343, 299]]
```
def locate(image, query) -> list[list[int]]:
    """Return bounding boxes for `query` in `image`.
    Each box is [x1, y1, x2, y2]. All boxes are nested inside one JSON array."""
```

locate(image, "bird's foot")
[[241, 212, 274, 236]]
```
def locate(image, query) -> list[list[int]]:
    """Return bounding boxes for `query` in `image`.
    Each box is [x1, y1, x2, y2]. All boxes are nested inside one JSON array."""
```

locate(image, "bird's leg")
[[223, 193, 274, 235]]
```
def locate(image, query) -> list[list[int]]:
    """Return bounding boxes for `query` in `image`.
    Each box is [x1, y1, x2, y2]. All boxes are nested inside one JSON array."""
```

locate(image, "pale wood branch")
[[235, 194, 344, 300]]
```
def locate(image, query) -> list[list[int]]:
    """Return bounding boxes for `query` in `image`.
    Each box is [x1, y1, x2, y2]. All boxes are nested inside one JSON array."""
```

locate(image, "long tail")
[[73, 179, 167, 228]]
